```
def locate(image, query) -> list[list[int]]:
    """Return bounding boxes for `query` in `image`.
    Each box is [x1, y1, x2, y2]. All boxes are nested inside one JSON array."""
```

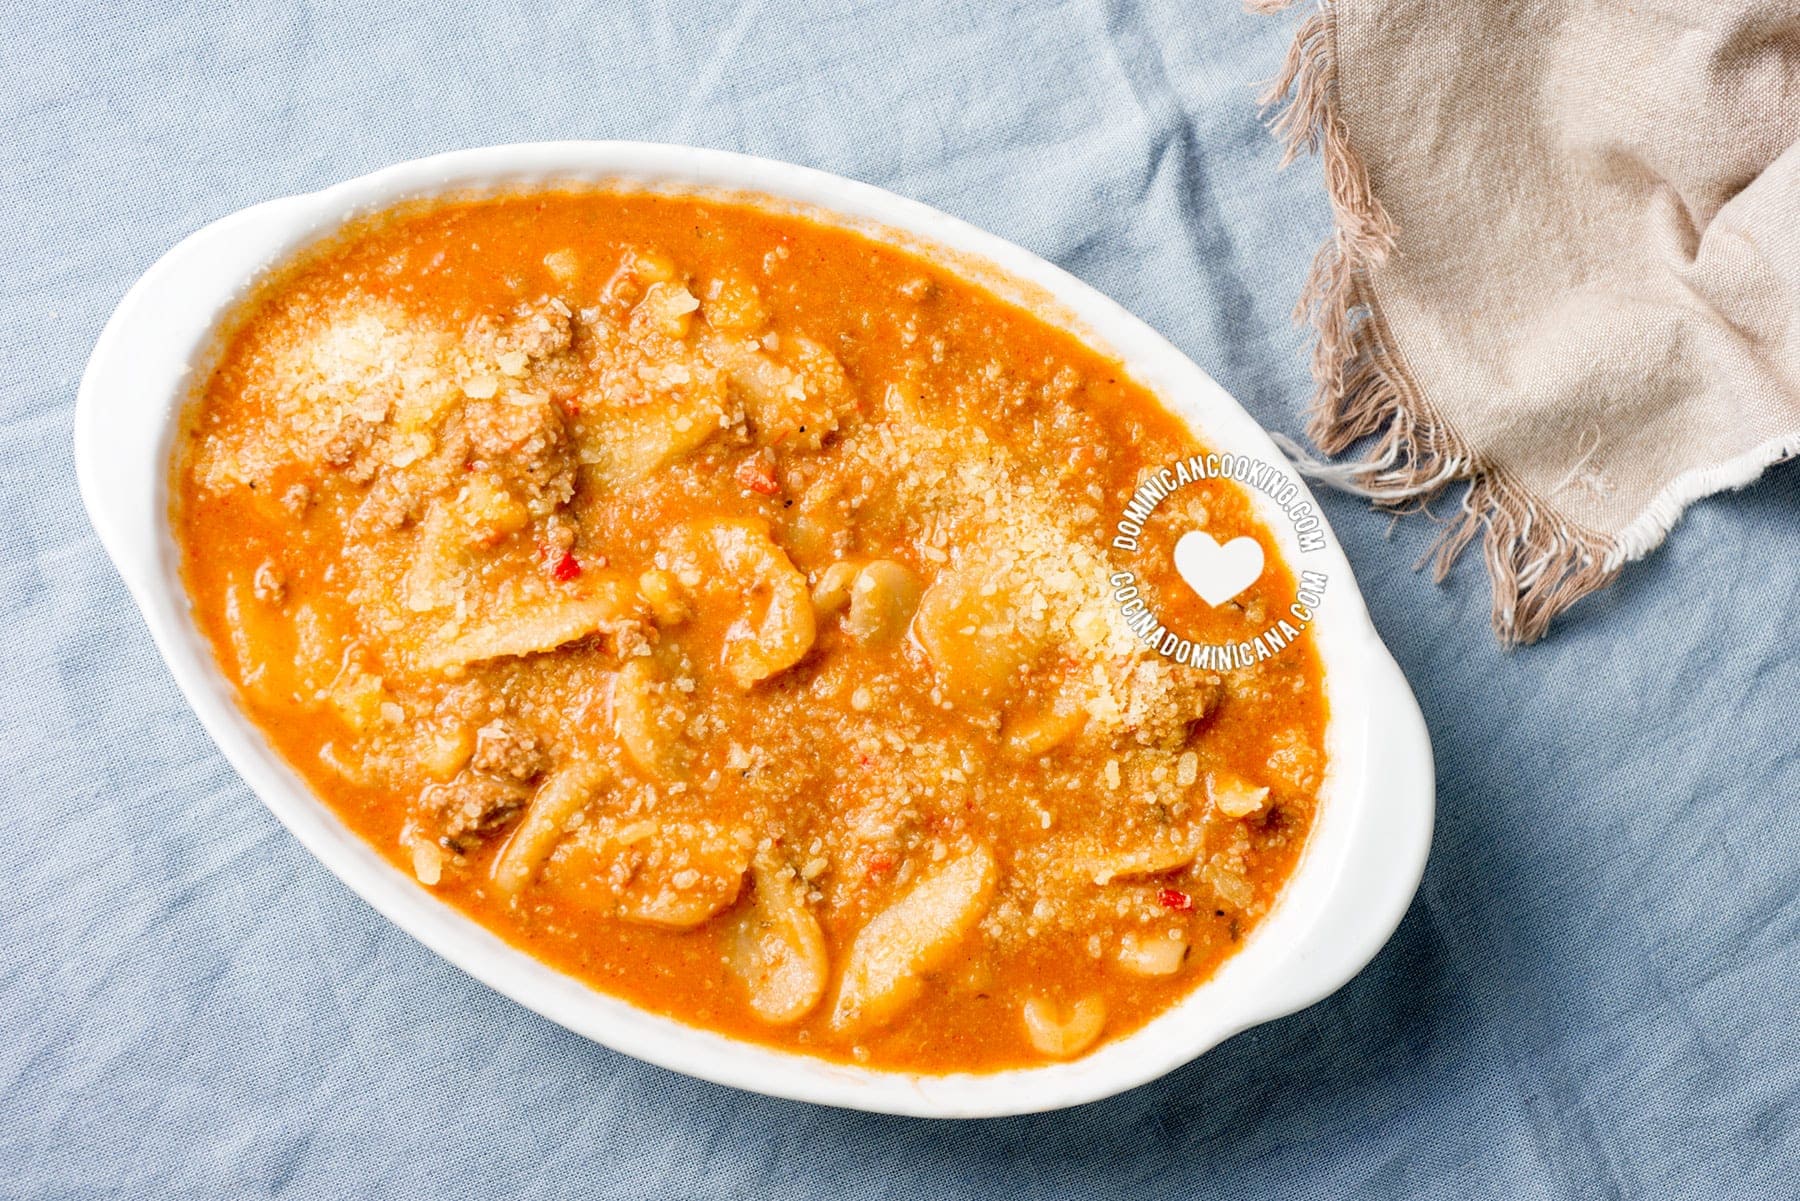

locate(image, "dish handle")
[[1258, 639, 1436, 1021]]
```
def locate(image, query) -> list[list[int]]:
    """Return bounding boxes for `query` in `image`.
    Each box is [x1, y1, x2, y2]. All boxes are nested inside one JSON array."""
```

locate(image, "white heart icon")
[[1173, 531, 1265, 607]]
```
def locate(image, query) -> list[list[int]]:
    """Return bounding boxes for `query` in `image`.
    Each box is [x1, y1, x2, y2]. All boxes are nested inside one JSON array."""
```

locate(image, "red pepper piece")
[[734, 450, 781, 496]]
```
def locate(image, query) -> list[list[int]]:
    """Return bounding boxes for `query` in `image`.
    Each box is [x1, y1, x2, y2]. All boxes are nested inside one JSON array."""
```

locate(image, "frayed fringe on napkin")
[[1250, 0, 1620, 645]]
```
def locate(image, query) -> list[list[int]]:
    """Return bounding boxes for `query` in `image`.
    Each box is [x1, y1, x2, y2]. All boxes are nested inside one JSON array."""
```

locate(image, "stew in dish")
[[174, 190, 1327, 1071]]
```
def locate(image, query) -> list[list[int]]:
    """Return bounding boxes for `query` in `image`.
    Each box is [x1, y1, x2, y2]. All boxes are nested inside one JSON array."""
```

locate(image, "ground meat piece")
[[467, 299, 575, 364], [1119, 658, 1221, 749], [322, 414, 376, 470], [505, 300, 575, 361], [349, 423, 472, 536], [350, 473, 418, 534], [471, 719, 546, 782], [424, 772, 530, 850], [612, 618, 653, 659], [462, 393, 575, 509]]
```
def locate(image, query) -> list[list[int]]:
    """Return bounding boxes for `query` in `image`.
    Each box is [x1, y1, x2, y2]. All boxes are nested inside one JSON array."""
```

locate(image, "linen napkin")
[[1252, 0, 1800, 643]]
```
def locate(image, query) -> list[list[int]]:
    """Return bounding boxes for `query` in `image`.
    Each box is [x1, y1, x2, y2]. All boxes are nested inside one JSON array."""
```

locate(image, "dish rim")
[[74, 140, 1434, 1118]]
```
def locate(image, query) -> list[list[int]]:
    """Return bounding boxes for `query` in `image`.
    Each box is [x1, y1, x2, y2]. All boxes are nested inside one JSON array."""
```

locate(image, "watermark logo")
[[1107, 452, 1330, 669], [1172, 531, 1263, 607]]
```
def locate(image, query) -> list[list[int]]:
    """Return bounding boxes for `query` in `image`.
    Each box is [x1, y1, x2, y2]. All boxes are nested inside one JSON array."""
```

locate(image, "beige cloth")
[[1256, 0, 1800, 643]]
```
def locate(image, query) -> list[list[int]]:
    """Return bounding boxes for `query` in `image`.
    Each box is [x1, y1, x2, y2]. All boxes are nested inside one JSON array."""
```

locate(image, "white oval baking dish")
[[74, 142, 1433, 1118]]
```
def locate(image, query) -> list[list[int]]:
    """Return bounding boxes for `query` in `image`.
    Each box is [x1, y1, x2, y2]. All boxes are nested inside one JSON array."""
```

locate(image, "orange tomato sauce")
[[174, 190, 1326, 1072]]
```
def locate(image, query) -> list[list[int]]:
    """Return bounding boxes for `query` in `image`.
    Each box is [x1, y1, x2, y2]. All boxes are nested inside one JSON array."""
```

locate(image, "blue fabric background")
[[5, 2, 1797, 1197]]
